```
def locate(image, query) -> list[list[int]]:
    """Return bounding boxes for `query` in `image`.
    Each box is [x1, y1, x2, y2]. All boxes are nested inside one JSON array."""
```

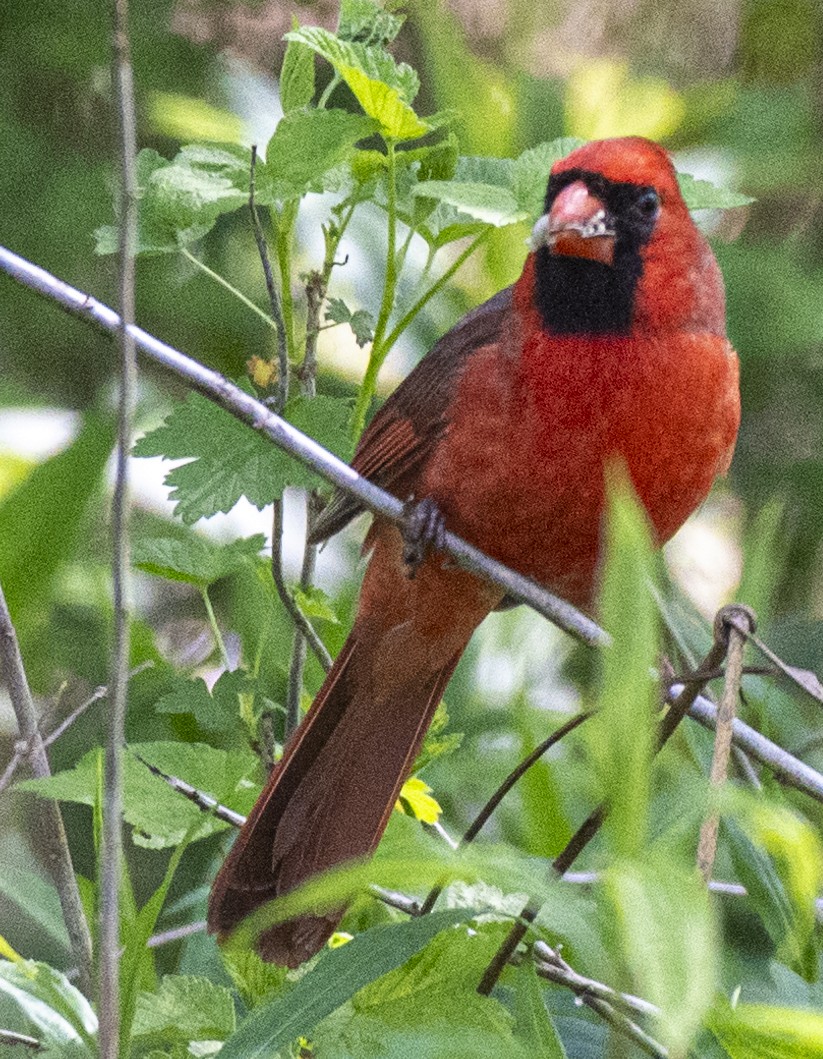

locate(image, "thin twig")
[[286, 492, 321, 737], [697, 606, 755, 880], [249, 145, 288, 414], [420, 710, 592, 915], [0, 583, 93, 994], [101, 0, 139, 1046], [0, 1029, 41, 1051], [132, 753, 246, 827], [0, 662, 153, 797], [147, 920, 208, 949], [533, 940, 661, 1020], [271, 499, 333, 673]]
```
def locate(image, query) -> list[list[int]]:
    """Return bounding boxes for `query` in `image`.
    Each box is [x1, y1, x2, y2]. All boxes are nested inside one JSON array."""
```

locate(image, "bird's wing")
[[309, 285, 514, 543]]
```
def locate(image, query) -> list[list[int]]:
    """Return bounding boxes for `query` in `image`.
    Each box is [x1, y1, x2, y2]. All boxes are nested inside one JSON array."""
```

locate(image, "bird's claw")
[[401, 497, 447, 578]]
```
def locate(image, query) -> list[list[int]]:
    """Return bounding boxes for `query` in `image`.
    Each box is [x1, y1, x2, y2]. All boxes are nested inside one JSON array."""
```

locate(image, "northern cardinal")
[[208, 137, 740, 965]]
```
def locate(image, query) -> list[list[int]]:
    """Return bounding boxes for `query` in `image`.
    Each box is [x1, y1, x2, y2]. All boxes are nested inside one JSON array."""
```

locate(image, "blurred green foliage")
[[3, 0, 823, 1056]]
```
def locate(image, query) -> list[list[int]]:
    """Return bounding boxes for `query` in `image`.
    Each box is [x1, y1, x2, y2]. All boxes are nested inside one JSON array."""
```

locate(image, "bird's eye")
[[636, 189, 660, 219]]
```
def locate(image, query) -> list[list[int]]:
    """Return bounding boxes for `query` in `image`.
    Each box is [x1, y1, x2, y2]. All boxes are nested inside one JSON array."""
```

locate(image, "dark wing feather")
[[309, 286, 514, 543]]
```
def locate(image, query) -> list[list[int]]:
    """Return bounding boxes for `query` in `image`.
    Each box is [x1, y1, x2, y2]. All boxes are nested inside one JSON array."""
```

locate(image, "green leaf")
[[325, 297, 376, 347], [511, 138, 586, 218], [0, 413, 114, 643], [589, 471, 658, 857], [133, 533, 265, 586], [218, 909, 479, 1059], [264, 108, 376, 199], [338, 0, 405, 45], [412, 180, 526, 226], [155, 670, 258, 732], [220, 949, 289, 1011], [710, 1001, 823, 1058], [133, 387, 352, 523], [293, 585, 340, 624], [96, 147, 250, 256], [603, 856, 717, 1055], [279, 36, 315, 113], [133, 975, 236, 1044], [285, 26, 428, 141], [0, 960, 97, 1056], [677, 171, 755, 210], [513, 962, 568, 1059], [18, 742, 259, 849]]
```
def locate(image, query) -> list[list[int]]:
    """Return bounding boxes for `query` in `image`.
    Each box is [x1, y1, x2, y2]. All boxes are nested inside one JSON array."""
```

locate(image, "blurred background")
[[1, 0, 823, 986]]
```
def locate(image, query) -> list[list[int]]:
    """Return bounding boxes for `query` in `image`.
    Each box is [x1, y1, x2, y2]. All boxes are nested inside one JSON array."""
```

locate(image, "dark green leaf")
[[511, 138, 586, 218], [513, 962, 568, 1058], [133, 533, 264, 587], [264, 108, 376, 199], [218, 909, 479, 1059], [133, 388, 352, 523], [133, 975, 236, 1043], [155, 670, 257, 732]]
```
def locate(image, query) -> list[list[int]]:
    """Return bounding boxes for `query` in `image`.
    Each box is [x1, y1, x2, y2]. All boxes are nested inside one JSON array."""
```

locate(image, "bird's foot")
[[401, 497, 447, 579]]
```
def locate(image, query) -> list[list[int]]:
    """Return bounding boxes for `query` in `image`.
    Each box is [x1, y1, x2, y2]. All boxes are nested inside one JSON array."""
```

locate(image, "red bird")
[[208, 137, 740, 965]]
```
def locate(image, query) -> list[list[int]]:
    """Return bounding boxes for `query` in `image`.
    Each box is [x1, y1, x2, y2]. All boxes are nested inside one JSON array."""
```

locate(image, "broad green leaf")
[[264, 108, 376, 198], [279, 36, 315, 113], [218, 909, 479, 1059], [133, 533, 265, 587], [589, 472, 658, 857], [133, 388, 352, 523], [677, 171, 755, 210], [147, 91, 245, 144], [220, 949, 289, 1011], [338, 0, 405, 45], [95, 147, 249, 256], [513, 962, 568, 1059], [412, 180, 526, 226], [133, 975, 236, 1044], [293, 585, 340, 624], [155, 670, 258, 732], [710, 1002, 823, 1058], [0, 413, 114, 644], [0, 961, 97, 1056], [18, 742, 259, 849], [511, 138, 586, 218], [603, 856, 717, 1055], [285, 27, 428, 141], [410, 702, 463, 773]]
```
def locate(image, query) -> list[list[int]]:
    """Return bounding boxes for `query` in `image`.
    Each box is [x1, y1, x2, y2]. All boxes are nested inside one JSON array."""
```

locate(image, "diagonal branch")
[[0, 582, 93, 993]]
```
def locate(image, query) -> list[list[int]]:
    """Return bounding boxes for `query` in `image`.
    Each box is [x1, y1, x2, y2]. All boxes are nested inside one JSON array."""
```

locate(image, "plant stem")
[[351, 139, 399, 439], [200, 586, 230, 670], [317, 72, 341, 109], [275, 201, 298, 365], [285, 492, 322, 737]]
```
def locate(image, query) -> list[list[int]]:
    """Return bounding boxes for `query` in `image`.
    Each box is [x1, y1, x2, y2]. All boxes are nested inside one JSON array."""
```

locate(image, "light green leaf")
[[412, 180, 526, 226], [133, 388, 352, 523], [338, 0, 405, 45], [155, 670, 258, 732], [279, 35, 315, 113], [264, 108, 376, 198], [710, 1002, 823, 1058], [511, 138, 587, 218], [603, 856, 717, 1055], [513, 962, 568, 1059], [133, 975, 236, 1043], [218, 909, 479, 1059], [293, 585, 340, 624], [220, 949, 289, 1011], [677, 171, 754, 210], [133, 533, 264, 587], [285, 26, 427, 141], [589, 470, 658, 857]]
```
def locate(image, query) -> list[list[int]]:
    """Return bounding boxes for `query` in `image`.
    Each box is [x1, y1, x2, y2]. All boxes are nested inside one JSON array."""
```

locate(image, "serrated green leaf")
[[218, 909, 479, 1059], [513, 962, 568, 1059], [279, 36, 315, 113], [96, 147, 250, 256], [0, 961, 97, 1056], [710, 1002, 823, 1058], [133, 533, 264, 587], [511, 138, 587, 217], [339, 0, 405, 45], [589, 471, 658, 857], [18, 743, 259, 849], [293, 586, 340, 623], [133, 975, 236, 1043], [134, 387, 352, 523], [325, 298, 375, 347], [220, 949, 289, 1011], [264, 108, 376, 199], [677, 171, 754, 210], [155, 670, 257, 732], [411, 180, 526, 226], [285, 27, 427, 141]]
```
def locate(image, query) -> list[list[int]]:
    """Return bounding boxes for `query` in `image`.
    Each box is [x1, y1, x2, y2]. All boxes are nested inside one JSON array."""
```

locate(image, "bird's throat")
[[533, 246, 641, 336]]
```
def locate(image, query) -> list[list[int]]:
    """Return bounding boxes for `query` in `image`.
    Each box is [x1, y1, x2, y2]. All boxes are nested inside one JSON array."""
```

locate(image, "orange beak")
[[531, 180, 616, 266]]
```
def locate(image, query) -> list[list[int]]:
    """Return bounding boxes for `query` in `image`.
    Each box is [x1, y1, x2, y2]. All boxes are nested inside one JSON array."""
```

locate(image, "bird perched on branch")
[[208, 136, 741, 966]]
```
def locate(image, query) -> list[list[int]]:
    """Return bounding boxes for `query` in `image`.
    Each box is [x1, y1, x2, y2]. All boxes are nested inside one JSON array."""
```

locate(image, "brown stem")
[[285, 492, 322, 737]]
